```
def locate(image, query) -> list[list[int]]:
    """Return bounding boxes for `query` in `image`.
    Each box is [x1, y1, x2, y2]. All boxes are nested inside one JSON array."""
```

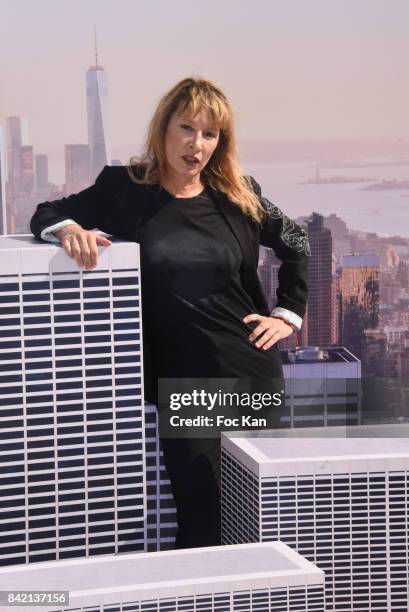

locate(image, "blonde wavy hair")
[[128, 77, 264, 223]]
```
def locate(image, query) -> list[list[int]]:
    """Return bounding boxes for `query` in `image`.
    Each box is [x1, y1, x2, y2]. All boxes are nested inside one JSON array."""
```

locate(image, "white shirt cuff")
[[270, 307, 303, 331], [40, 219, 77, 243]]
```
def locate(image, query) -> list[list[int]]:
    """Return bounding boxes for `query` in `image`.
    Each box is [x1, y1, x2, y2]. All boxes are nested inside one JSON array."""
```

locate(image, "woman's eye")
[[181, 124, 192, 131], [205, 132, 217, 139]]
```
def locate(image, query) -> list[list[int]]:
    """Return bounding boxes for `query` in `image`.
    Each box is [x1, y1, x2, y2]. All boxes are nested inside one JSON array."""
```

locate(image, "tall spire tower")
[[94, 24, 98, 68], [86, 27, 111, 181]]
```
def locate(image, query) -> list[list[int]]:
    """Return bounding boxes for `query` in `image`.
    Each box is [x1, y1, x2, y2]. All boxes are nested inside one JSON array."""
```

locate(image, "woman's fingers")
[[256, 327, 281, 349], [250, 322, 271, 344], [95, 235, 112, 246], [243, 313, 294, 349], [84, 233, 100, 269], [62, 230, 111, 269], [242, 313, 262, 325], [263, 334, 283, 350], [69, 235, 86, 268], [62, 234, 78, 262], [247, 318, 272, 343], [62, 235, 73, 259]]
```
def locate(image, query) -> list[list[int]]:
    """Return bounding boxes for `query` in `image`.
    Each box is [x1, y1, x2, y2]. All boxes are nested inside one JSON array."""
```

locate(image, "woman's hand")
[[55, 224, 112, 270], [243, 314, 295, 350]]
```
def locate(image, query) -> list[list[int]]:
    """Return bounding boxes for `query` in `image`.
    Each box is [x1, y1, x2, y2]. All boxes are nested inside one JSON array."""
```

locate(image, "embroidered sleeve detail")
[[261, 196, 311, 256]]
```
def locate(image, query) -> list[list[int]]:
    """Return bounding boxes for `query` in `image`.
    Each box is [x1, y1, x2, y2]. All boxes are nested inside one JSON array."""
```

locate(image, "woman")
[[30, 77, 310, 549]]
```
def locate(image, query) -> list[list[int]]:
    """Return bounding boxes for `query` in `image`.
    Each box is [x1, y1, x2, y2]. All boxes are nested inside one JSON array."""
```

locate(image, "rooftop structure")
[[339, 254, 380, 268], [280, 347, 361, 427], [222, 425, 409, 611], [0, 542, 325, 612], [280, 345, 359, 365], [0, 235, 146, 565]]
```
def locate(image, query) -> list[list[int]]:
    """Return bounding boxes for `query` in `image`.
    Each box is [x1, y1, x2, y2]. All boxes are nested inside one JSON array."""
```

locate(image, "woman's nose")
[[190, 132, 202, 149]]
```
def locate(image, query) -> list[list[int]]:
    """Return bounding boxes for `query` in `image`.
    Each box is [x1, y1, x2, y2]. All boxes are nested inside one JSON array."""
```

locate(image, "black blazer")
[[30, 165, 310, 320]]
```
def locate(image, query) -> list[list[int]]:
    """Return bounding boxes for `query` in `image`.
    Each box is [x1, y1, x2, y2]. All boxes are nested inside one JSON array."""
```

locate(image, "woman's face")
[[164, 107, 220, 182]]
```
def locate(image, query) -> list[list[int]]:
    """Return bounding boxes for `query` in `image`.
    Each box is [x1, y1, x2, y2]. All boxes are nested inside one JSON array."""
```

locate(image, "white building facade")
[[0, 236, 146, 565], [0, 542, 325, 612], [144, 403, 177, 551], [221, 425, 409, 612]]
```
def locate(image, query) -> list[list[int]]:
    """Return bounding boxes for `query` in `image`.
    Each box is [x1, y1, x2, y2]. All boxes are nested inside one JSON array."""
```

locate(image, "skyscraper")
[[5, 116, 29, 192], [331, 253, 339, 343], [86, 36, 111, 182], [222, 425, 409, 612], [0, 126, 7, 234], [0, 542, 325, 612], [65, 144, 91, 195], [144, 403, 177, 551], [339, 254, 380, 360], [280, 345, 361, 427], [13, 145, 37, 234], [362, 328, 386, 378], [306, 212, 333, 347], [35, 154, 49, 191], [0, 236, 146, 566], [397, 259, 409, 290], [19, 145, 34, 194], [5, 117, 30, 233]]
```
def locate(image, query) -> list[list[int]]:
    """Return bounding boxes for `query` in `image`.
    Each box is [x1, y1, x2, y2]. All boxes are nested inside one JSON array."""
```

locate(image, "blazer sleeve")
[[248, 176, 310, 320], [30, 166, 111, 241]]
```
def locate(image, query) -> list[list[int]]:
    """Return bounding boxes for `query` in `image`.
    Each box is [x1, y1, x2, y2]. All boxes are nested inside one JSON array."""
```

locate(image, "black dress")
[[139, 186, 284, 548]]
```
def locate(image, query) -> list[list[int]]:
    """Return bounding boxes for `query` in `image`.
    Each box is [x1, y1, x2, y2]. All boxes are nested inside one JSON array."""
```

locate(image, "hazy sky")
[[1, 0, 409, 160]]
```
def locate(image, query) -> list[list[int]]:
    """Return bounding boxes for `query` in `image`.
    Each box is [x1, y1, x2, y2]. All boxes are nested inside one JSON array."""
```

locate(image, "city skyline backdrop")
[[2, 0, 409, 238], [1, 0, 409, 160]]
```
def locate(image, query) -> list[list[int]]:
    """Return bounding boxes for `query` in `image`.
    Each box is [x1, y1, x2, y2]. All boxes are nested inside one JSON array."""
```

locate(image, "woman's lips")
[[182, 156, 200, 166]]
